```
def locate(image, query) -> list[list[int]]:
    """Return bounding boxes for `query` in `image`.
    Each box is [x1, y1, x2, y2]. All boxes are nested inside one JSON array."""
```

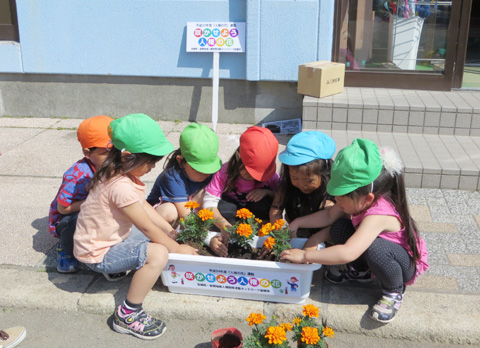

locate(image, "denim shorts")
[[84, 226, 150, 274]]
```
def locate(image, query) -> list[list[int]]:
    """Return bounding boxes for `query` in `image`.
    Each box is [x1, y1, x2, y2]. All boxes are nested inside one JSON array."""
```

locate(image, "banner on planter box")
[[166, 263, 303, 298]]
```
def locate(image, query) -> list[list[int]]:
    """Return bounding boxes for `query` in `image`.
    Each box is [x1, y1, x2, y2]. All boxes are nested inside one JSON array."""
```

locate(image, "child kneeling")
[[74, 114, 197, 340]]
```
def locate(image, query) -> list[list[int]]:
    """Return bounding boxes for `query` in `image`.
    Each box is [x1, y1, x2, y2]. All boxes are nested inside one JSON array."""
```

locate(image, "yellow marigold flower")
[[184, 201, 200, 210], [302, 304, 319, 318], [323, 326, 335, 338], [245, 313, 266, 326], [265, 326, 287, 345], [255, 218, 262, 224], [236, 208, 253, 219], [273, 219, 285, 230], [236, 223, 253, 237], [258, 223, 273, 237], [292, 317, 302, 325], [280, 323, 293, 332], [198, 208, 214, 221], [179, 218, 184, 223], [264, 237, 276, 250], [301, 327, 320, 345]]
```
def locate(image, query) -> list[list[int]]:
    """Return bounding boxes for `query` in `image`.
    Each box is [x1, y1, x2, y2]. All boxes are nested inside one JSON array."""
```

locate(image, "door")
[[333, 0, 464, 90]]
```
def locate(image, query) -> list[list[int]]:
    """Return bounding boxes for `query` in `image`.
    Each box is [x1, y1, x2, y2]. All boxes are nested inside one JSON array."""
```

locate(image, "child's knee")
[[146, 243, 169, 269], [156, 203, 179, 224]]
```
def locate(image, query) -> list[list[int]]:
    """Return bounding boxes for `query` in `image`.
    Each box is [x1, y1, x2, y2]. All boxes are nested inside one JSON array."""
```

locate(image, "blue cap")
[[278, 131, 336, 165]]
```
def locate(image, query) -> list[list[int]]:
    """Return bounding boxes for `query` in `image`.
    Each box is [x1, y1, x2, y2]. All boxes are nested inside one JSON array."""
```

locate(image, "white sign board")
[[186, 22, 246, 53]]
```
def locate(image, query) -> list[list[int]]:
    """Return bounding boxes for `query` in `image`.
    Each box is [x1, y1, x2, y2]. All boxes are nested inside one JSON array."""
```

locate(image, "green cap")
[[108, 113, 174, 156], [327, 138, 382, 196], [180, 123, 222, 174]]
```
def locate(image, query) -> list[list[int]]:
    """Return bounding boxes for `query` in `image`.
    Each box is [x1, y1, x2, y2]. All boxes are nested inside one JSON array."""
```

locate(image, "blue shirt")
[[147, 168, 212, 206]]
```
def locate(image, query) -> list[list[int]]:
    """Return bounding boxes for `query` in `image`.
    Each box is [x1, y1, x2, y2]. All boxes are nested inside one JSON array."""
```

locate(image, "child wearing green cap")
[[74, 114, 198, 340], [281, 139, 428, 323], [270, 131, 336, 248], [147, 122, 222, 227]]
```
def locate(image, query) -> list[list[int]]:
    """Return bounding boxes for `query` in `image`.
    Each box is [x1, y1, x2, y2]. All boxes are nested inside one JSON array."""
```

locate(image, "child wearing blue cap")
[[270, 131, 336, 249]]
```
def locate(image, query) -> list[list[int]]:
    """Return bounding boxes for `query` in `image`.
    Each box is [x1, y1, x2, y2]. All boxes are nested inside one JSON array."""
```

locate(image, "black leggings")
[[218, 194, 272, 225], [330, 218, 415, 292]]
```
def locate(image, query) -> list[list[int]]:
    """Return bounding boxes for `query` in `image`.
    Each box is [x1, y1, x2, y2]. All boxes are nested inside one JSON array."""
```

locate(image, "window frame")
[[0, 0, 19, 42]]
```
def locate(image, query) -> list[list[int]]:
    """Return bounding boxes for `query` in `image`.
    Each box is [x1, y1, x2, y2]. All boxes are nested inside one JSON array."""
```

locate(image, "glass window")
[[338, 0, 452, 72], [0, 0, 19, 42]]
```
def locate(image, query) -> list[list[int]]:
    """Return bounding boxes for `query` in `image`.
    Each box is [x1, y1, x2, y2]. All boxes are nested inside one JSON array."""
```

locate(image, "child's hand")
[[210, 235, 228, 257], [246, 189, 269, 202], [288, 219, 300, 234], [280, 248, 307, 264], [174, 244, 198, 255]]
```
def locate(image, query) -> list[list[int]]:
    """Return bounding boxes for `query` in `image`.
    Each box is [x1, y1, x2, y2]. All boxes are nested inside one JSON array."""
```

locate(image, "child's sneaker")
[[324, 264, 373, 284], [112, 305, 166, 340], [57, 243, 79, 273], [0, 326, 26, 348], [369, 286, 405, 323]]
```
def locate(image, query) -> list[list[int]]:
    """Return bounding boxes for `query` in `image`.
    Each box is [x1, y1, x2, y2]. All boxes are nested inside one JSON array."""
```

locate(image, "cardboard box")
[[298, 61, 345, 98]]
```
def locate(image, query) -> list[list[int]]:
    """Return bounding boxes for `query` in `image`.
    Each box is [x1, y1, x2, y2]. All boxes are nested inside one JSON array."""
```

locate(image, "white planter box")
[[161, 235, 323, 304], [388, 15, 425, 70]]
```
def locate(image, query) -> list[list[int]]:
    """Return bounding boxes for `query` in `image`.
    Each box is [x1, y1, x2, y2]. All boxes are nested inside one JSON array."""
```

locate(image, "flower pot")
[[161, 233, 324, 304], [211, 327, 243, 348]]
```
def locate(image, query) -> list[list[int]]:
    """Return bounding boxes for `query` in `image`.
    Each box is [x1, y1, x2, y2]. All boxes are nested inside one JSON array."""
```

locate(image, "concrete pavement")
[[0, 116, 479, 345]]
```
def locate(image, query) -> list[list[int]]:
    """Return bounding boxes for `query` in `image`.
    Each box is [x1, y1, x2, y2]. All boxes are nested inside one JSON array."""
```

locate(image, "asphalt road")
[[0, 308, 473, 348]]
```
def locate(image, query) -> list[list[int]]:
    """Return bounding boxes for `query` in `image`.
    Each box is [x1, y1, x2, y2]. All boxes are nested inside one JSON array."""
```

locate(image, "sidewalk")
[[0, 117, 479, 345]]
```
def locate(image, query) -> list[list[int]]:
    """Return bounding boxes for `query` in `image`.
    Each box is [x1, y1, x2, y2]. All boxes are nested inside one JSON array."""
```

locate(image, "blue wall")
[[1, 0, 334, 81]]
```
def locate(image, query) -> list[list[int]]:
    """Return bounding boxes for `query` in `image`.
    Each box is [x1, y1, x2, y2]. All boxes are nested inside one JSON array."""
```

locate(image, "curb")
[[1, 266, 478, 345]]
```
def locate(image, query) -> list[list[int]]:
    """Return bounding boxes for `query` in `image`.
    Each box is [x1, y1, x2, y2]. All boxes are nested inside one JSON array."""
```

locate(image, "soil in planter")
[[180, 241, 279, 261], [213, 333, 242, 348]]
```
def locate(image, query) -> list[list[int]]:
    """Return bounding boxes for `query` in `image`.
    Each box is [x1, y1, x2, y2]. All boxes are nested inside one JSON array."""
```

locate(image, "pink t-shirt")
[[205, 163, 280, 202], [352, 196, 429, 285], [74, 175, 146, 263]]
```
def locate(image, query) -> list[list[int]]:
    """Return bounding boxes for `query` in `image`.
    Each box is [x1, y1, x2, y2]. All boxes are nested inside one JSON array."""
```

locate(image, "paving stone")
[[411, 275, 459, 291], [447, 254, 480, 267]]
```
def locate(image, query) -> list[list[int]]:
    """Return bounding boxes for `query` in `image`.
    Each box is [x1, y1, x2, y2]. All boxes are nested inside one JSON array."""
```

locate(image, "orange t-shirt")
[[74, 175, 146, 263]]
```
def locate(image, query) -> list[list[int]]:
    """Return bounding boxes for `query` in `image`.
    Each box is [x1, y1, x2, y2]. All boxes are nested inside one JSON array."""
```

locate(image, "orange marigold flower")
[[236, 208, 253, 219], [273, 219, 285, 230], [255, 218, 263, 224], [236, 223, 253, 237], [301, 327, 320, 345], [292, 317, 302, 325], [323, 326, 335, 338], [302, 304, 319, 318], [264, 237, 276, 250], [245, 313, 266, 326], [198, 208, 214, 221], [184, 201, 200, 210], [179, 218, 184, 223], [264, 326, 287, 345], [280, 323, 293, 332], [258, 223, 273, 237]]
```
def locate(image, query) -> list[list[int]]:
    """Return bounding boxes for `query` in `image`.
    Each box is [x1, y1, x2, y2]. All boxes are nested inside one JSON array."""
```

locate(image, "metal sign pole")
[[212, 51, 219, 131]]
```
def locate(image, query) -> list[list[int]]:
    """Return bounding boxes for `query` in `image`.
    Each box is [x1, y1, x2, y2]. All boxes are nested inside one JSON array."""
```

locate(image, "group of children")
[[48, 113, 428, 340]]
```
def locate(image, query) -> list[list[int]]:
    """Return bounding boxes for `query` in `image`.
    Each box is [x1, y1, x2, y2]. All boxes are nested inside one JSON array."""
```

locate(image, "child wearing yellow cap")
[[73, 114, 198, 340], [281, 139, 428, 323], [48, 115, 113, 274]]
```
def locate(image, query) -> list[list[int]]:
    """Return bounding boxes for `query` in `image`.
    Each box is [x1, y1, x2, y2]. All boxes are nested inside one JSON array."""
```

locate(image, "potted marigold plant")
[[225, 208, 262, 251], [291, 304, 334, 348], [242, 305, 334, 348], [243, 313, 289, 348], [261, 219, 292, 261], [177, 201, 216, 247]]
